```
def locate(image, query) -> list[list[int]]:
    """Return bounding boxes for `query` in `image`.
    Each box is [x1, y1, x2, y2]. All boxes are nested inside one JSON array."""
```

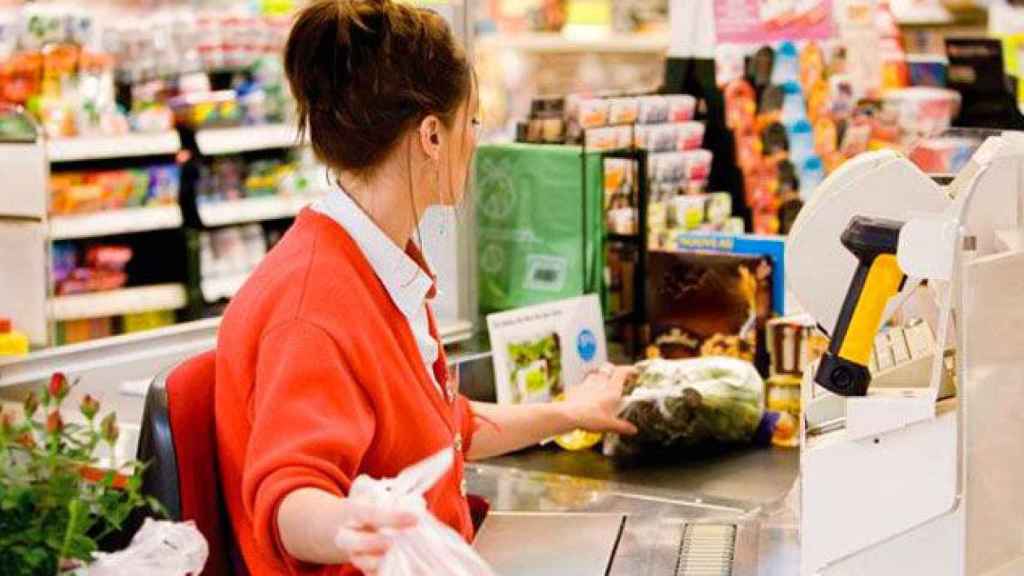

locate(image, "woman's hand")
[[562, 364, 638, 436], [277, 487, 417, 574], [333, 500, 418, 575]]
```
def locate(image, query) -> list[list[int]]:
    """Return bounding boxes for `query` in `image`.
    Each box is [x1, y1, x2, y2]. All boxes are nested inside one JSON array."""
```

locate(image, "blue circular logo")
[[576, 329, 597, 362]]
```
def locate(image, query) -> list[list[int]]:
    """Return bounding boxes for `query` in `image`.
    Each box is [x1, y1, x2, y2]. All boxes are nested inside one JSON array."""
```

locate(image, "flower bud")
[[100, 413, 119, 444], [23, 392, 39, 418], [16, 432, 36, 449], [1, 412, 13, 434], [48, 373, 69, 400], [46, 410, 64, 434], [79, 394, 100, 420]]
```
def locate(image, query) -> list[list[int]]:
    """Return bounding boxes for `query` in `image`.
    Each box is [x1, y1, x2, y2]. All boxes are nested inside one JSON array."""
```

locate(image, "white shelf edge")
[[438, 318, 474, 345], [49, 284, 188, 321], [49, 205, 184, 240], [197, 195, 319, 227], [47, 131, 181, 163], [200, 272, 250, 302], [195, 124, 302, 155], [476, 32, 669, 54]]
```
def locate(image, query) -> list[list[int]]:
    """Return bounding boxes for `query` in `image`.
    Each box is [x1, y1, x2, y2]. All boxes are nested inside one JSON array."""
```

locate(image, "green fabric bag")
[[475, 143, 605, 314]]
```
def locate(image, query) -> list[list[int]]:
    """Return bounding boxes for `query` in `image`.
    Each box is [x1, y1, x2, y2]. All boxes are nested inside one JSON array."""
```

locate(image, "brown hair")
[[284, 0, 472, 172]]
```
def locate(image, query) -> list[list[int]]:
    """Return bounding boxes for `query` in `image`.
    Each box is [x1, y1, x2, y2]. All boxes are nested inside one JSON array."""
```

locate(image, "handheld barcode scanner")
[[815, 216, 907, 396]]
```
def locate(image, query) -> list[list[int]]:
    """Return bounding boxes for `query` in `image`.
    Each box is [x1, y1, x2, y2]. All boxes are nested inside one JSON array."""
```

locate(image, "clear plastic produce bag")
[[604, 357, 765, 462], [345, 448, 496, 576], [85, 519, 208, 576]]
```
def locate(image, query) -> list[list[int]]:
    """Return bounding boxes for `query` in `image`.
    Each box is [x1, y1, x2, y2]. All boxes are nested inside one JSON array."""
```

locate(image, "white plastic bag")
[[345, 447, 495, 576], [85, 519, 208, 576]]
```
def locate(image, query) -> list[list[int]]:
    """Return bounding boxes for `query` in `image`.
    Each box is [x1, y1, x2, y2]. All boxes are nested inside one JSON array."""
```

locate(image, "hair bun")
[[285, 0, 471, 171]]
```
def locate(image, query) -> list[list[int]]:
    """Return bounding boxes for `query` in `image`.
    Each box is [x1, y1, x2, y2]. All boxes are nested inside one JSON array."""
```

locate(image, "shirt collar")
[[312, 190, 436, 320]]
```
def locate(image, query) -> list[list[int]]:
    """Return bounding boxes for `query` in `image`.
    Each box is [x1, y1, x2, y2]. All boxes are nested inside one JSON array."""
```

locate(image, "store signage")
[[487, 295, 607, 405], [713, 0, 834, 44]]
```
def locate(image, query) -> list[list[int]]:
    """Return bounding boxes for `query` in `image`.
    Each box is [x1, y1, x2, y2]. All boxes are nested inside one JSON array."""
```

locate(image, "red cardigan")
[[215, 209, 476, 575]]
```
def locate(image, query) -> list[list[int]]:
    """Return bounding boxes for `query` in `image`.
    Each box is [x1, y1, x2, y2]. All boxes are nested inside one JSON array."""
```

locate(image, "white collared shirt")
[[312, 190, 443, 394]]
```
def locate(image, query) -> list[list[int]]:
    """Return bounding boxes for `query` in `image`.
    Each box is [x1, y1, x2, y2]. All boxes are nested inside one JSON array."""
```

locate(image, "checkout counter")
[[453, 336, 800, 576], [0, 321, 801, 575]]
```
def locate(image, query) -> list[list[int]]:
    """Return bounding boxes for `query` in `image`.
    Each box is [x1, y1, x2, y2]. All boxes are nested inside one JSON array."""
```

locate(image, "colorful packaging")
[[122, 310, 176, 333], [646, 250, 773, 371], [584, 125, 632, 151], [682, 149, 713, 181], [572, 97, 610, 129], [677, 121, 706, 150], [637, 95, 669, 124], [666, 94, 697, 122], [607, 97, 639, 125], [705, 192, 733, 225]]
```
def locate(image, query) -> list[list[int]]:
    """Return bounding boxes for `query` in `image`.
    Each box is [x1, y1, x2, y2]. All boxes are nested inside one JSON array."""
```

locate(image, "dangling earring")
[[435, 161, 447, 238]]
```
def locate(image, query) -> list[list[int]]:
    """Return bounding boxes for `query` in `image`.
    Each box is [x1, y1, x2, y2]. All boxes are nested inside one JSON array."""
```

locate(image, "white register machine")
[[787, 133, 1024, 576]]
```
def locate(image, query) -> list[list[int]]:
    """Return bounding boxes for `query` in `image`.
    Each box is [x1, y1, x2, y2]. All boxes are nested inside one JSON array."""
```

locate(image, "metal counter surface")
[[467, 447, 801, 575], [479, 445, 799, 506]]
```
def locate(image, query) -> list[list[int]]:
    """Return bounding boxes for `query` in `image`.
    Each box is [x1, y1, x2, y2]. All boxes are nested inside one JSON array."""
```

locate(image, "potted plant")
[[0, 373, 159, 575]]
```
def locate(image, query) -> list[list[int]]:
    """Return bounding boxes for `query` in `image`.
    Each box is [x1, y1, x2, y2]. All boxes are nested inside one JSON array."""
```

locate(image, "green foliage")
[[0, 374, 158, 575]]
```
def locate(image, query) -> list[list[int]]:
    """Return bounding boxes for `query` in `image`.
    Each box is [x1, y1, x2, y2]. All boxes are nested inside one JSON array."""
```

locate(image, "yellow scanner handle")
[[815, 217, 906, 397], [837, 254, 904, 365]]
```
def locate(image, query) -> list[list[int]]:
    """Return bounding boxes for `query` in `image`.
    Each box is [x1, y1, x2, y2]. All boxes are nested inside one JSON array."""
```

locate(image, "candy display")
[[196, 148, 323, 206], [603, 357, 765, 463], [0, 4, 293, 139], [52, 243, 131, 296], [49, 164, 179, 216]]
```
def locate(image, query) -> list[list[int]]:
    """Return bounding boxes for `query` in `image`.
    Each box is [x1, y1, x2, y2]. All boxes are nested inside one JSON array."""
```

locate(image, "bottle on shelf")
[[0, 318, 30, 357]]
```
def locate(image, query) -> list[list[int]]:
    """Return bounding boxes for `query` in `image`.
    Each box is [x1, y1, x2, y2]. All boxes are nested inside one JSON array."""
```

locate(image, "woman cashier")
[[215, 1, 638, 574]]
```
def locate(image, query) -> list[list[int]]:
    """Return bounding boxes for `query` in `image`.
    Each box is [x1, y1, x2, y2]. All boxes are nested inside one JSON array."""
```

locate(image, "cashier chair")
[[137, 350, 246, 576]]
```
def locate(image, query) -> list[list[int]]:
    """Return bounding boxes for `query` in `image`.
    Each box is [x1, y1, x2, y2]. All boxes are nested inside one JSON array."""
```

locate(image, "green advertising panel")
[[475, 143, 604, 314]]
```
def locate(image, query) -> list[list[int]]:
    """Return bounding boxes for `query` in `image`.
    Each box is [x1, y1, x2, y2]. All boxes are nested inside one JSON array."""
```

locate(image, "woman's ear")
[[419, 115, 442, 162]]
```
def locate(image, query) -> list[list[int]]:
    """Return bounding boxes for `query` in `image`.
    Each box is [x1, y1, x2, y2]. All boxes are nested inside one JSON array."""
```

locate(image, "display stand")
[[589, 146, 650, 360]]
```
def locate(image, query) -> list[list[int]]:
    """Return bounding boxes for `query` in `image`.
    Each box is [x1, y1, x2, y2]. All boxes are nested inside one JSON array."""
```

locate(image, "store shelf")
[[49, 283, 188, 321], [476, 32, 669, 54], [606, 232, 641, 244], [47, 131, 181, 163], [197, 195, 318, 227], [49, 205, 184, 240], [200, 272, 250, 302], [195, 124, 302, 155]]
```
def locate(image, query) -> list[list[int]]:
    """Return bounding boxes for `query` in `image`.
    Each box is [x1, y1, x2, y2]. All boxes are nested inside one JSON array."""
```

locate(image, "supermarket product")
[[0, 318, 29, 357], [606, 97, 639, 125], [787, 120, 815, 165], [666, 94, 696, 122], [122, 310, 176, 333], [705, 193, 732, 225], [780, 82, 807, 126], [646, 250, 772, 364], [53, 243, 131, 295], [584, 125, 632, 151], [573, 96, 610, 129], [766, 315, 828, 378], [603, 357, 765, 462], [49, 164, 179, 216], [636, 95, 669, 124], [669, 195, 706, 230], [57, 317, 113, 345], [799, 156, 825, 200], [677, 121, 706, 150], [766, 375, 801, 448], [882, 87, 961, 141]]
